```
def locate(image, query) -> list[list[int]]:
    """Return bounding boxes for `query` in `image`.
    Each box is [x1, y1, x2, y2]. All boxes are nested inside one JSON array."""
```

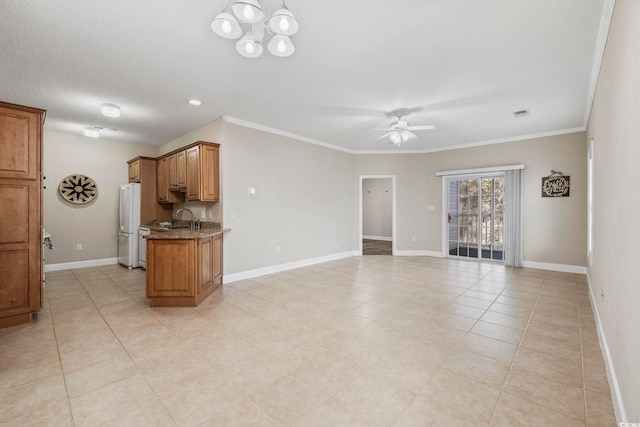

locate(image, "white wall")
[[354, 131, 588, 267], [43, 131, 157, 265], [362, 178, 392, 239], [586, 0, 640, 420], [354, 154, 432, 253], [220, 122, 357, 274], [44, 122, 588, 276], [159, 119, 358, 276]]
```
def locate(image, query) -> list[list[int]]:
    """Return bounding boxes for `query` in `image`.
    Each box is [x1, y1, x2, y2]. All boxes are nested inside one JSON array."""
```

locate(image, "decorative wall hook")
[[547, 169, 565, 177]]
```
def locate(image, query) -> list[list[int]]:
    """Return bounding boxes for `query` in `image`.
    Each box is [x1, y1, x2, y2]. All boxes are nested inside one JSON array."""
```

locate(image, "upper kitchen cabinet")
[[128, 158, 141, 183], [0, 102, 44, 180], [157, 156, 183, 204], [168, 150, 186, 191], [0, 101, 45, 328], [186, 142, 219, 202], [151, 141, 219, 204]]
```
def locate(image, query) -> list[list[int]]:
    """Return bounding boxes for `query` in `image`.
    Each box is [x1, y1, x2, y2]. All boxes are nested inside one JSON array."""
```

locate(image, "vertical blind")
[[503, 169, 523, 267], [437, 165, 524, 267]]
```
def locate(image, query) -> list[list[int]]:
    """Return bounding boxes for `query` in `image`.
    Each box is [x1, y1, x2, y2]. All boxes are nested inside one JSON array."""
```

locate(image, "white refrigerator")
[[118, 183, 141, 268]]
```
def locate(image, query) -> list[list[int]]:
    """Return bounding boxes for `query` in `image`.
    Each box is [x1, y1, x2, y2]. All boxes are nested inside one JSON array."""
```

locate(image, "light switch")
[[427, 205, 436, 211]]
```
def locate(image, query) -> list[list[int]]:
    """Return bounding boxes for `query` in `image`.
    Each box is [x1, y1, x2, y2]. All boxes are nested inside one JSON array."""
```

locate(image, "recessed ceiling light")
[[188, 99, 202, 106], [84, 127, 100, 138], [101, 103, 120, 118]]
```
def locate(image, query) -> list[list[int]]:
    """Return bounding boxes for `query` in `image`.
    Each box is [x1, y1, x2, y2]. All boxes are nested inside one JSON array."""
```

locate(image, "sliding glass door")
[[447, 175, 504, 261]]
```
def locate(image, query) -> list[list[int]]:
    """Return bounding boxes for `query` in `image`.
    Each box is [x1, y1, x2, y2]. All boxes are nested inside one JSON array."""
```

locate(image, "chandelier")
[[211, 0, 299, 58]]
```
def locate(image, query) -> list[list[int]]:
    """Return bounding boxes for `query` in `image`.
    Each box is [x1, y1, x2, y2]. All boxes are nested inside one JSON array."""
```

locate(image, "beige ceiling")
[[1, 0, 612, 152]]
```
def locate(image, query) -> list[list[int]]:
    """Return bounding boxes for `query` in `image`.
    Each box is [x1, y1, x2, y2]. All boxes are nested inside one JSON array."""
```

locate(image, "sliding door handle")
[[448, 213, 451, 224]]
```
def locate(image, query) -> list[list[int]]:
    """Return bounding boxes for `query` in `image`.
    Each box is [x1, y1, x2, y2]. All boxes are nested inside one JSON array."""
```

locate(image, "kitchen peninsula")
[[145, 224, 223, 307]]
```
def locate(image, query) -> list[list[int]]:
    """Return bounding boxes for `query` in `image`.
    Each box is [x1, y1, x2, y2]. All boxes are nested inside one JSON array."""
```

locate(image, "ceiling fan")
[[376, 109, 436, 145]]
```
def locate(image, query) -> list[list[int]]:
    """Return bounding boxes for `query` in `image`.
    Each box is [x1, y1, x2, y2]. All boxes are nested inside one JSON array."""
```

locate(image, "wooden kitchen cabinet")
[[213, 233, 223, 284], [186, 143, 219, 202], [147, 239, 195, 298], [128, 159, 141, 183], [146, 140, 218, 205], [176, 150, 186, 189], [168, 150, 186, 191], [146, 234, 223, 307], [156, 156, 183, 204], [0, 101, 45, 328]]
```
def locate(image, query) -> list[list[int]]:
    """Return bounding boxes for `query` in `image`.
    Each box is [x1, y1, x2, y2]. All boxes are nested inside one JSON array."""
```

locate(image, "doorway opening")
[[446, 174, 504, 262], [359, 176, 396, 255]]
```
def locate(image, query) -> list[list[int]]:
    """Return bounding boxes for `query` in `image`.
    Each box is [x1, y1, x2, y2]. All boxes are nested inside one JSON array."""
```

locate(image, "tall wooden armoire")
[[0, 101, 46, 328]]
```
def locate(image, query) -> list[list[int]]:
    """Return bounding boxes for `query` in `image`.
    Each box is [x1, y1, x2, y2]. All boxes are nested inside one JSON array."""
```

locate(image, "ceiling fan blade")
[[372, 128, 393, 131], [406, 124, 436, 131], [377, 131, 394, 140]]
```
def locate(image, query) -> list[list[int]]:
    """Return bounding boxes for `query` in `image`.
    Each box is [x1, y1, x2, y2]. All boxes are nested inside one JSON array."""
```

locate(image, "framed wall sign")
[[542, 170, 570, 197]]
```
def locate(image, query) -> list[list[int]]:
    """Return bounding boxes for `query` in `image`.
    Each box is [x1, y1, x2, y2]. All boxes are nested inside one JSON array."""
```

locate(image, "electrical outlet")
[[411, 236, 417, 242], [276, 246, 281, 254], [76, 243, 83, 251], [286, 244, 291, 252], [340, 237, 344, 244]]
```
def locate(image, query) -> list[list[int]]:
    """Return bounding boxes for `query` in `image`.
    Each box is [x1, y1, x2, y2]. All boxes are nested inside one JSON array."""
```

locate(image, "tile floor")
[[0, 256, 616, 426]]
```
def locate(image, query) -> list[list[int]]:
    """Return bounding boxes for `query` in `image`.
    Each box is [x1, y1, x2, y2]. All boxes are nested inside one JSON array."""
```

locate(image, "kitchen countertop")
[[142, 219, 223, 239], [146, 228, 223, 240]]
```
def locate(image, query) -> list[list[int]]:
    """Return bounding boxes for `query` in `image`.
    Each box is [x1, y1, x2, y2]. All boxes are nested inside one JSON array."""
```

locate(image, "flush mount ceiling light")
[[188, 99, 202, 106], [84, 127, 101, 138], [83, 126, 116, 139], [100, 103, 120, 118], [211, 0, 299, 58]]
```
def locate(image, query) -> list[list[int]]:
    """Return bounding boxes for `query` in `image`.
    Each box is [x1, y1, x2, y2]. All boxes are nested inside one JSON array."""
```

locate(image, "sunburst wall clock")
[[58, 174, 98, 205]]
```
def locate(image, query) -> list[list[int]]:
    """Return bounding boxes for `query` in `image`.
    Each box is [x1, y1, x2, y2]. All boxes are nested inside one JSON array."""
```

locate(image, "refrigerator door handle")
[[119, 187, 124, 231]]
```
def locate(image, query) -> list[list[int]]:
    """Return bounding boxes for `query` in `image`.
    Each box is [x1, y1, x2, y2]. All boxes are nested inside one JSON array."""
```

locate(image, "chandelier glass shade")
[[267, 34, 294, 56], [211, 11, 242, 39], [211, 0, 299, 58], [267, 6, 299, 36], [236, 32, 264, 58], [231, 0, 265, 23]]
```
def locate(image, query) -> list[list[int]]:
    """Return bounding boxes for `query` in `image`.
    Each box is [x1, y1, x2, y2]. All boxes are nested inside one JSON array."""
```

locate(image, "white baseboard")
[[521, 260, 587, 274], [223, 250, 359, 284], [394, 250, 445, 257], [363, 235, 393, 242], [586, 273, 627, 423], [44, 257, 119, 272]]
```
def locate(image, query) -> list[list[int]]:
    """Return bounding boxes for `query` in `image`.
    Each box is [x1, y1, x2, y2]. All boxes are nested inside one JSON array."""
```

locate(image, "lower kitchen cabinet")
[[146, 234, 222, 307]]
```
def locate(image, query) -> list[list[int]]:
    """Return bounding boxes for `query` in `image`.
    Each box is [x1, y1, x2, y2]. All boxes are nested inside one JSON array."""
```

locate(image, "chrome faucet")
[[175, 208, 195, 231]]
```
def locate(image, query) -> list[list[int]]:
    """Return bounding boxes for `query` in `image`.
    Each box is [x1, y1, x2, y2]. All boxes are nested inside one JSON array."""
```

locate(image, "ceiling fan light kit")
[[212, 0, 299, 58], [377, 109, 436, 145]]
